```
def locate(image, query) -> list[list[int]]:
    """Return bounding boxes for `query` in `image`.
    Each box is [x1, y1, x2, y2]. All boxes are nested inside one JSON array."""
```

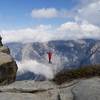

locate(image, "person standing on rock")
[[47, 51, 52, 64]]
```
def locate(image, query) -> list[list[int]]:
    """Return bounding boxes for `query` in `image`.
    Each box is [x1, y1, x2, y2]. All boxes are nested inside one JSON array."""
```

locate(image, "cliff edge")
[[0, 77, 99, 100]]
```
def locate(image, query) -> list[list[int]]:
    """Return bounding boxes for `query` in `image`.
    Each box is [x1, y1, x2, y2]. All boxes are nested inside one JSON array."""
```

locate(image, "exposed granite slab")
[[0, 78, 100, 100]]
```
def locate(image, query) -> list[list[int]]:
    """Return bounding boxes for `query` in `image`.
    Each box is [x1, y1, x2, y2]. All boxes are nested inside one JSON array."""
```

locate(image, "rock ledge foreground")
[[0, 77, 99, 100]]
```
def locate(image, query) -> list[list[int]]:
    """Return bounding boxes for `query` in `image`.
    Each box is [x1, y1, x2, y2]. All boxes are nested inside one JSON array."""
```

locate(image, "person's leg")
[[49, 58, 51, 63], [49, 57, 52, 63]]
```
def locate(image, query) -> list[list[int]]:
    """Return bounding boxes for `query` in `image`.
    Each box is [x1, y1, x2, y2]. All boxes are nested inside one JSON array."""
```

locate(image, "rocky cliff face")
[[0, 36, 18, 85]]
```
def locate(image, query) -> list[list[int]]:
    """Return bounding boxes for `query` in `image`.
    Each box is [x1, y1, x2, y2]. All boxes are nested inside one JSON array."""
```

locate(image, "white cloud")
[[58, 21, 100, 33], [17, 60, 54, 79], [30, 1, 100, 26], [78, 0, 99, 7], [81, 21, 100, 33], [31, 8, 67, 18], [58, 22, 80, 31], [77, 0, 100, 26], [57, 21, 100, 39], [0, 25, 54, 43], [0, 22, 100, 43]]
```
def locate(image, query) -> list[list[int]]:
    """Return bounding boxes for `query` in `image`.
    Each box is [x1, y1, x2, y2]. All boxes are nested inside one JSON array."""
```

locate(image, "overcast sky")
[[0, 0, 100, 43]]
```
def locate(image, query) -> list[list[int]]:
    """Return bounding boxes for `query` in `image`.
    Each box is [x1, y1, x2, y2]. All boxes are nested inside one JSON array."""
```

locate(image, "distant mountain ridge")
[[6, 39, 100, 67], [5, 39, 100, 80]]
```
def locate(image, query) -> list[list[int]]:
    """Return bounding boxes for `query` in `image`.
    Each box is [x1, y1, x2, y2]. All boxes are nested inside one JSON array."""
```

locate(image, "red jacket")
[[47, 52, 52, 59]]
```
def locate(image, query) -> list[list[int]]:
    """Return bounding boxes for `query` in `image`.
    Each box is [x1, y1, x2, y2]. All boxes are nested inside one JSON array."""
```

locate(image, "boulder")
[[0, 35, 18, 85], [0, 52, 17, 85]]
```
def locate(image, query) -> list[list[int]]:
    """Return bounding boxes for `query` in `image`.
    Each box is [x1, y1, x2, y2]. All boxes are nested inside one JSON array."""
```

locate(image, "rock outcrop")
[[0, 77, 99, 100], [0, 46, 10, 54], [0, 36, 18, 85]]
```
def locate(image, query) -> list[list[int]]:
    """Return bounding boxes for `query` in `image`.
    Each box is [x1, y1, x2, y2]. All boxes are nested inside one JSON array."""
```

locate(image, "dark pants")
[[49, 58, 52, 63]]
